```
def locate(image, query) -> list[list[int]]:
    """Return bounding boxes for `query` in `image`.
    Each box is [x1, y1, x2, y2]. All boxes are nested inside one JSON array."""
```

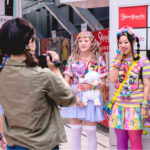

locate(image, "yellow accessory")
[[111, 60, 138, 104]]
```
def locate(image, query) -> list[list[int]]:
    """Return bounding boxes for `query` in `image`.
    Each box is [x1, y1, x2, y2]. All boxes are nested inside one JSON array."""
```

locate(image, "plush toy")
[[79, 71, 102, 106]]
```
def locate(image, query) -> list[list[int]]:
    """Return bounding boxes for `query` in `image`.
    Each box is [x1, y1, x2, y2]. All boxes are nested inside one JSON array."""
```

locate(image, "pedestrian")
[[109, 26, 150, 149], [61, 31, 107, 150], [0, 18, 76, 150]]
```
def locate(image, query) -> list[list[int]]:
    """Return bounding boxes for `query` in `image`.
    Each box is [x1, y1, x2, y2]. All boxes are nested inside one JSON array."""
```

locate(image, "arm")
[[46, 51, 76, 107], [141, 78, 150, 117], [109, 51, 123, 83], [98, 77, 106, 88], [109, 68, 119, 83]]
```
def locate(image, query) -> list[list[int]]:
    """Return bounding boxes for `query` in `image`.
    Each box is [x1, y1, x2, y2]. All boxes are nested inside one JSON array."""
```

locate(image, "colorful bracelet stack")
[[91, 85, 98, 90], [113, 59, 122, 70], [142, 100, 149, 109]]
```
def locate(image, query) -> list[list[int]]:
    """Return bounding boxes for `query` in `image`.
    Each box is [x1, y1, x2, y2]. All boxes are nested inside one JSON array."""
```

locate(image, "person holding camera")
[[0, 18, 76, 150]]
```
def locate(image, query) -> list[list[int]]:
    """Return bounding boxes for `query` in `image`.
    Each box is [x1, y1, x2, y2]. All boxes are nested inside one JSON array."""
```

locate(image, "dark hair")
[[0, 18, 37, 67], [117, 33, 140, 61]]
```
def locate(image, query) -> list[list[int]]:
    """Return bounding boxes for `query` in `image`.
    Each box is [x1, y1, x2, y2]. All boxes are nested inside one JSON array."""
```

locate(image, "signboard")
[[134, 28, 146, 50], [92, 29, 109, 53], [51, 30, 56, 38], [81, 23, 87, 32], [119, 6, 147, 28]]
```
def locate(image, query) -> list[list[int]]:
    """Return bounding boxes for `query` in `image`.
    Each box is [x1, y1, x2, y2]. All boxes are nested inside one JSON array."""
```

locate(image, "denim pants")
[[7, 145, 59, 150]]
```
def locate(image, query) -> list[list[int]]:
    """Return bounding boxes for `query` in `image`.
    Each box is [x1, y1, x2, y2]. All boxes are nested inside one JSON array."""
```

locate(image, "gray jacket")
[[0, 58, 76, 149]]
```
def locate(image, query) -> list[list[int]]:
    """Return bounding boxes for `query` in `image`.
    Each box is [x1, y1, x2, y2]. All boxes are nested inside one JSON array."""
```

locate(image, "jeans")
[[7, 145, 59, 150]]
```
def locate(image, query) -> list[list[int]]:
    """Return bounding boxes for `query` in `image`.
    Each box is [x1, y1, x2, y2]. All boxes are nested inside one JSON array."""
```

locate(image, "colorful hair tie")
[[77, 31, 95, 42]]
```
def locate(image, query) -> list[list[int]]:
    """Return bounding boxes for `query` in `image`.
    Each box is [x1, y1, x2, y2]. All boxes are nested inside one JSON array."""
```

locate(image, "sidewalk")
[[60, 120, 110, 150]]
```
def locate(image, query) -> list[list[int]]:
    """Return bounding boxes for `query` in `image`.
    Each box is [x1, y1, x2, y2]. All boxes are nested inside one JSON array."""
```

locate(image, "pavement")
[[60, 119, 110, 150]]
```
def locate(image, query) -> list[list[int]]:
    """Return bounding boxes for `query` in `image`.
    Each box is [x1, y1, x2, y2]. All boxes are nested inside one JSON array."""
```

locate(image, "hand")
[[1, 136, 7, 150], [141, 107, 147, 120], [77, 97, 84, 108], [78, 83, 91, 91], [116, 49, 123, 61], [46, 51, 59, 70]]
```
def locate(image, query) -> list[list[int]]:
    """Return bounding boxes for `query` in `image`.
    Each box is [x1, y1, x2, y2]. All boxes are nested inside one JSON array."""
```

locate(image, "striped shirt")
[[111, 56, 150, 107]]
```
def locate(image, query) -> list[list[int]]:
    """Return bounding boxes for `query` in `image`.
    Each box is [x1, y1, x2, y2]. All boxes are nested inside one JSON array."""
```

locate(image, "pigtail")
[[133, 37, 140, 61]]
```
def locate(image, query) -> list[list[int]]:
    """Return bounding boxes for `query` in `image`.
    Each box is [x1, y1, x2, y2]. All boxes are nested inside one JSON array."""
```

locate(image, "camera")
[[36, 54, 61, 68]]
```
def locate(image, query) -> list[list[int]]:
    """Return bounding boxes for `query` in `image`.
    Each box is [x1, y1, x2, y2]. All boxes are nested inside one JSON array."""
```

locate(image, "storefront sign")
[[51, 30, 56, 38], [81, 23, 87, 32], [92, 29, 109, 53], [134, 29, 146, 50], [119, 6, 147, 28]]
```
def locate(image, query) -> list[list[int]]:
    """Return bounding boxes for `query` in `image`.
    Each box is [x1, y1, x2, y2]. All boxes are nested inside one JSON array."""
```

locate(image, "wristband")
[[91, 85, 98, 90], [113, 59, 122, 70], [142, 100, 149, 109]]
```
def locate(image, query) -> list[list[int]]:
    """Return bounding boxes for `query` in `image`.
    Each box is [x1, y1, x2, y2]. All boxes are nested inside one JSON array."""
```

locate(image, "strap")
[[111, 60, 138, 103]]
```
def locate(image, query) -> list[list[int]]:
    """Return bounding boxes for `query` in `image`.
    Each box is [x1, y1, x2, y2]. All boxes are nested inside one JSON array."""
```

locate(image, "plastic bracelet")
[[91, 85, 98, 90], [113, 59, 122, 70], [142, 100, 149, 109]]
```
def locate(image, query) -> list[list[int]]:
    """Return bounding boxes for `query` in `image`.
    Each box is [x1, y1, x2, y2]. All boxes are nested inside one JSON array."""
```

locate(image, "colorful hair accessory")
[[77, 31, 95, 41], [117, 26, 136, 39]]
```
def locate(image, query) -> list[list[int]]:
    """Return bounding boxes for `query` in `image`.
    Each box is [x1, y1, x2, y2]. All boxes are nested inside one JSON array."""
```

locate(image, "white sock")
[[85, 126, 97, 150], [71, 124, 82, 150]]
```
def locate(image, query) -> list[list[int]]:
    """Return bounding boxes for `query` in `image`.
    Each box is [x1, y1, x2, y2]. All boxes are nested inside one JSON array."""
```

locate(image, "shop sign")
[[81, 23, 87, 32], [92, 29, 109, 53], [51, 30, 56, 38], [134, 29, 146, 50], [119, 6, 147, 28]]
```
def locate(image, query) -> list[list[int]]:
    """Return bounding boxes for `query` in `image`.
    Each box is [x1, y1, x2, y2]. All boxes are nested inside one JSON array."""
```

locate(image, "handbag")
[[104, 60, 138, 115]]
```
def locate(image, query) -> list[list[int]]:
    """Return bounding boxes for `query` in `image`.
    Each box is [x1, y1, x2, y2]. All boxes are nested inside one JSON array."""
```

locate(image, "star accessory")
[[77, 31, 95, 42], [116, 26, 136, 39]]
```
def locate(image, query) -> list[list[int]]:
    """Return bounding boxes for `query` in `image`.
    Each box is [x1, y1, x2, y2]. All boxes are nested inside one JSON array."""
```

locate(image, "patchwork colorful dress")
[[109, 56, 150, 130], [61, 56, 107, 122]]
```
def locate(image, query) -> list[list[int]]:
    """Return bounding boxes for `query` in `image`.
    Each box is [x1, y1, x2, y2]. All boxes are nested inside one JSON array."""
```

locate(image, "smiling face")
[[118, 35, 133, 57], [78, 37, 92, 52]]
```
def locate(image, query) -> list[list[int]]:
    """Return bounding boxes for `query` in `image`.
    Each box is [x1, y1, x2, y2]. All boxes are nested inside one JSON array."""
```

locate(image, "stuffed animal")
[[79, 71, 102, 106]]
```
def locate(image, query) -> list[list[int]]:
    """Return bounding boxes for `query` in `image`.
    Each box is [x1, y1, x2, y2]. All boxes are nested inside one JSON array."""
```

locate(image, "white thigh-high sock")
[[85, 125, 97, 150], [71, 124, 82, 150]]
